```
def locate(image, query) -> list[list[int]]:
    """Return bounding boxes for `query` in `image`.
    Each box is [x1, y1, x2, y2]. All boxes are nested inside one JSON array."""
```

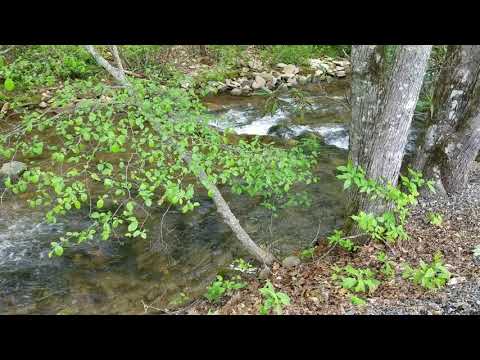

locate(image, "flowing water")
[[0, 79, 418, 314]]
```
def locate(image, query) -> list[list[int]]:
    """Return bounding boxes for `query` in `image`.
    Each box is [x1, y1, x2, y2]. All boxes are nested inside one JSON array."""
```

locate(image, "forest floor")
[[190, 163, 480, 315]]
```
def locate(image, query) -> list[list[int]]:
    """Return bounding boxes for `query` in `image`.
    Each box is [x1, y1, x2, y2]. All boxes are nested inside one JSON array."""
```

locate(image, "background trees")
[[413, 45, 480, 195]]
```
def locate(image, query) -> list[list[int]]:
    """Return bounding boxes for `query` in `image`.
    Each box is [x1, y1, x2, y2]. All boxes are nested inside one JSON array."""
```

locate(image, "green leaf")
[[110, 144, 121, 153], [350, 295, 366, 306], [96, 198, 104, 209], [54, 245, 64, 256], [4, 78, 15, 92], [342, 277, 357, 289], [128, 220, 138, 232]]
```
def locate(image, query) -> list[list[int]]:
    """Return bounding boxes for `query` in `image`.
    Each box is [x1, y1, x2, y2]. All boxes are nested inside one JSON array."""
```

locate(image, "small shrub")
[[259, 280, 290, 315], [376, 251, 396, 279], [402, 252, 451, 290], [337, 163, 435, 244], [230, 258, 256, 274], [299, 246, 316, 260], [332, 265, 381, 295], [350, 295, 367, 306], [205, 275, 246, 303], [327, 229, 358, 252], [427, 212, 443, 226]]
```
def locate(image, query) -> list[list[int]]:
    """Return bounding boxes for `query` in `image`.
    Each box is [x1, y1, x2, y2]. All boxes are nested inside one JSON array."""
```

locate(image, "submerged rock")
[[282, 256, 301, 268]]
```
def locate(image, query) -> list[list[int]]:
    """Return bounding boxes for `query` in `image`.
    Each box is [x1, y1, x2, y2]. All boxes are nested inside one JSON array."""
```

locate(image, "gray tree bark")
[[198, 45, 208, 57], [413, 45, 480, 194], [347, 45, 432, 225], [85, 45, 275, 265]]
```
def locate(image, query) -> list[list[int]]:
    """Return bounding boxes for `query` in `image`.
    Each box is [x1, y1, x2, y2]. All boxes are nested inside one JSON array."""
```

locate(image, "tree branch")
[[85, 45, 275, 265], [84, 45, 129, 87]]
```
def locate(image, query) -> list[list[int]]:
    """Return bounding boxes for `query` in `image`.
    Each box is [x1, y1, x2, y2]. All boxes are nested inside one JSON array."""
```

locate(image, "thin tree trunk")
[[84, 45, 275, 265], [413, 45, 480, 194], [84, 45, 129, 87], [347, 45, 432, 227], [110, 45, 125, 73], [199, 45, 208, 57]]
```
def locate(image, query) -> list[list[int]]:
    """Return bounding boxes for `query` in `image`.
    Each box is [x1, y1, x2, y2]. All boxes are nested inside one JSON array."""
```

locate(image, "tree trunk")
[[84, 45, 129, 87], [347, 45, 432, 226], [84, 45, 275, 265], [199, 45, 208, 57], [413, 45, 480, 194]]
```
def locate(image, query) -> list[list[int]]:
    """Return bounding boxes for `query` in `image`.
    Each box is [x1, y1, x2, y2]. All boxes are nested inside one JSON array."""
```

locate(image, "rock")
[[276, 63, 288, 68], [336, 71, 346, 78], [258, 267, 271, 280], [216, 83, 229, 92], [248, 59, 263, 71], [231, 88, 242, 96], [298, 76, 308, 85], [252, 75, 266, 90], [240, 79, 252, 88], [0, 161, 27, 178], [39, 101, 48, 108], [226, 79, 241, 88], [266, 78, 278, 89], [241, 86, 252, 94], [257, 72, 274, 82], [283, 64, 300, 76], [282, 256, 301, 268], [287, 77, 298, 87], [333, 60, 350, 67], [267, 124, 296, 139], [448, 277, 467, 286]]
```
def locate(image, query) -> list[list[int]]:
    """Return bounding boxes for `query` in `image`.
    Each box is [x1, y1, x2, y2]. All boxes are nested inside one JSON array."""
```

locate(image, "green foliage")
[[230, 258, 256, 274], [327, 230, 358, 252], [350, 295, 367, 306], [337, 163, 435, 244], [260, 45, 349, 66], [376, 251, 396, 279], [4, 78, 15, 91], [427, 212, 443, 226], [0, 46, 95, 92], [299, 246, 316, 260], [332, 265, 381, 295], [205, 275, 246, 303], [258, 280, 290, 315], [402, 252, 451, 290], [2, 74, 318, 254]]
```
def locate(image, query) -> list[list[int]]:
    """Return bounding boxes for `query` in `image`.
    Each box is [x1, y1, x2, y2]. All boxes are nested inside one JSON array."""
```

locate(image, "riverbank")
[[189, 164, 480, 315]]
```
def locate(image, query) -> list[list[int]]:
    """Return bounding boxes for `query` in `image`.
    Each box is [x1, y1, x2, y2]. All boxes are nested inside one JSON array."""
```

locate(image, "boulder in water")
[[267, 124, 296, 139]]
